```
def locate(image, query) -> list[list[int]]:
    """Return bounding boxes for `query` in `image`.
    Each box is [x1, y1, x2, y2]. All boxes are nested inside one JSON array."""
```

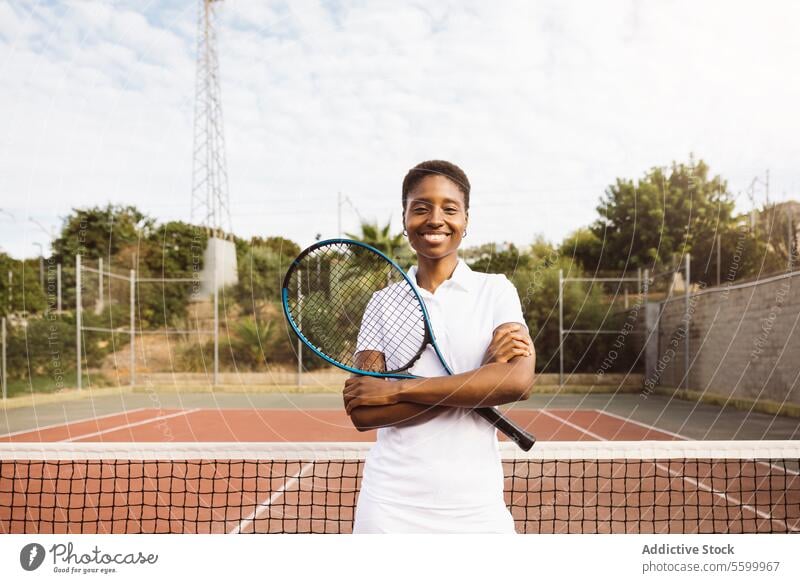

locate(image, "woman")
[[343, 160, 535, 533]]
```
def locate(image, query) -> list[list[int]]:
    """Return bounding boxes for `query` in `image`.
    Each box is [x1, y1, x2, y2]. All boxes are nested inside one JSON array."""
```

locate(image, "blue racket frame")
[[281, 238, 453, 378]]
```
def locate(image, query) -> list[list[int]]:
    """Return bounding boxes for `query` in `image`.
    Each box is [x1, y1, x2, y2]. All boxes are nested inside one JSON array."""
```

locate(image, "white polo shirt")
[[357, 258, 526, 511]]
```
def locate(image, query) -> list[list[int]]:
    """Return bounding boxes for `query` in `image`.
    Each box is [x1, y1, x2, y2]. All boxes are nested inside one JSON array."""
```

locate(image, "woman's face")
[[403, 175, 468, 260]]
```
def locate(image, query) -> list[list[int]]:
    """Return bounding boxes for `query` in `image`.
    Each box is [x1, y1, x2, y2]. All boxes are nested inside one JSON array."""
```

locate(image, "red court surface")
[[0, 408, 683, 443], [2, 409, 798, 534]]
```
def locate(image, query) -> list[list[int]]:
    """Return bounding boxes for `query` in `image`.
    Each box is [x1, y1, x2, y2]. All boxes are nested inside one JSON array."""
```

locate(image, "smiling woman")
[[345, 160, 536, 534]]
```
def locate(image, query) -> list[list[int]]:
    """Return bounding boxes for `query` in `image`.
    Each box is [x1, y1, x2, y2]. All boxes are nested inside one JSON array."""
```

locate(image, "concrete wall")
[[647, 272, 800, 405]]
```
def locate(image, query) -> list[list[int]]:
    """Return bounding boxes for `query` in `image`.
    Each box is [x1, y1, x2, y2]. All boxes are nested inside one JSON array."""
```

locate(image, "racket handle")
[[476, 407, 536, 451]]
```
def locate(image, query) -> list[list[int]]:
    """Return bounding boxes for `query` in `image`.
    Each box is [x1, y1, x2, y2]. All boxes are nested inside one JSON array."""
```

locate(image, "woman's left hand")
[[343, 376, 404, 414]]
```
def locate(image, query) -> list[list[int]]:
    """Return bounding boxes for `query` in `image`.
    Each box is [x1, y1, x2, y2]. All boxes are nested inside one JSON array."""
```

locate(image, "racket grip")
[[476, 407, 536, 451]]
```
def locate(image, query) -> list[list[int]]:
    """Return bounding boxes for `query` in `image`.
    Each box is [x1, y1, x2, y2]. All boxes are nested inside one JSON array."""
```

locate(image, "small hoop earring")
[[462, 230, 467, 238], [402, 229, 408, 237]]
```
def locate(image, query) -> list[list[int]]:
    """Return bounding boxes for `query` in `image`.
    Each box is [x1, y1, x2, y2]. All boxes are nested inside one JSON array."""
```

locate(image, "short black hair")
[[402, 160, 471, 212]]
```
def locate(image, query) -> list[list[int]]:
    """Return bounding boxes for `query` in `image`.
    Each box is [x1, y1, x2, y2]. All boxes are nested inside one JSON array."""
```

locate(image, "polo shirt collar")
[[407, 258, 474, 293]]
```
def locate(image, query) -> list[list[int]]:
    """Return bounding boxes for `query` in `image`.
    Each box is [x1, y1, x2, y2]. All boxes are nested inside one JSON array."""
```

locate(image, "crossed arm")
[[345, 323, 535, 432]]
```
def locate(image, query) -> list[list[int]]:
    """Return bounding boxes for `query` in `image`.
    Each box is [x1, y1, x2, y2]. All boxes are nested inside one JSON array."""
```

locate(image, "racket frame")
[[282, 238, 453, 379]]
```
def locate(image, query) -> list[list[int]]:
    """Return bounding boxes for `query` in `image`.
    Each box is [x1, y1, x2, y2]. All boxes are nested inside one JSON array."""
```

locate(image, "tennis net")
[[1, 441, 798, 534]]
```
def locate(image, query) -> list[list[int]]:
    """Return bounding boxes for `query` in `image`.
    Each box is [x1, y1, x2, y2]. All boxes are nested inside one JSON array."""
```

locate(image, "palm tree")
[[345, 220, 411, 265]]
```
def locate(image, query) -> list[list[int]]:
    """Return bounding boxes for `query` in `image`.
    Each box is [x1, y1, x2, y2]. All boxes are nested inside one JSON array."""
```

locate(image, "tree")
[[346, 221, 411, 266], [463, 242, 531, 277], [232, 236, 302, 314], [248, 236, 301, 258], [560, 228, 603, 271], [234, 246, 286, 312], [132, 221, 209, 328], [52, 205, 154, 264], [756, 202, 798, 272], [0, 254, 46, 316], [582, 157, 735, 280]]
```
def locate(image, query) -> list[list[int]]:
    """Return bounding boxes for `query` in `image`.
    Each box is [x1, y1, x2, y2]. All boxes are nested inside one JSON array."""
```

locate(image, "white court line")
[[597, 409, 799, 477], [538, 410, 606, 440], [0, 408, 149, 439], [596, 409, 690, 440], [229, 462, 316, 534], [543, 409, 799, 533], [64, 409, 202, 442]]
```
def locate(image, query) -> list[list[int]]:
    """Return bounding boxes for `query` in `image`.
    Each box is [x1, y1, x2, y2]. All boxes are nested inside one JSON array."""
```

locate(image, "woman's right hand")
[[482, 323, 533, 365]]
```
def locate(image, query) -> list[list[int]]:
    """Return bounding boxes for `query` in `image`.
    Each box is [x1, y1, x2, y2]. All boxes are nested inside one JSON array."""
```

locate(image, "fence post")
[[130, 269, 136, 388], [1, 317, 6, 400], [98, 258, 104, 313], [76, 254, 82, 391], [684, 253, 691, 390], [57, 263, 62, 313], [213, 271, 219, 388], [637, 268, 642, 297], [558, 269, 564, 387], [297, 270, 303, 387]]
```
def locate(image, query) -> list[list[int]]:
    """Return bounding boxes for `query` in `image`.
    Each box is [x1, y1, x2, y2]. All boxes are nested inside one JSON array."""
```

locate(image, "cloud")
[[1, 0, 799, 258]]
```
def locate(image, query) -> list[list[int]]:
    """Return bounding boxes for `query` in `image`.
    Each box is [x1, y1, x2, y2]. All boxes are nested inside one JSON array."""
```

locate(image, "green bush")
[[173, 308, 324, 372], [3, 313, 128, 382]]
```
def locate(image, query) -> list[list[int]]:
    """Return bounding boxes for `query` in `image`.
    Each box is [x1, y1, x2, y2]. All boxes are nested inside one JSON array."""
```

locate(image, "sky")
[[1, 0, 799, 259]]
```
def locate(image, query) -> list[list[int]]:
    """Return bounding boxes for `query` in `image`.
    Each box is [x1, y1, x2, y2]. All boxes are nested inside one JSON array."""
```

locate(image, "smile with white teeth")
[[421, 232, 450, 242]]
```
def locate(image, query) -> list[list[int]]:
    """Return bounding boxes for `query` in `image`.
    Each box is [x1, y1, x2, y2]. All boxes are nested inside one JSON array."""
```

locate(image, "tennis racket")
[[281, 238, 536, 451]]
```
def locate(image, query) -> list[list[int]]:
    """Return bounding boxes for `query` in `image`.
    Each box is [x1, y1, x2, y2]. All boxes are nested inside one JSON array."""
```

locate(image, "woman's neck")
[[414, 252, 459, 294]]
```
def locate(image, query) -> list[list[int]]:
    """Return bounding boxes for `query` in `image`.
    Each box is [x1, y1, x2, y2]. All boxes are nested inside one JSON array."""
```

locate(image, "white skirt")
[[353, 490, 516, 534]]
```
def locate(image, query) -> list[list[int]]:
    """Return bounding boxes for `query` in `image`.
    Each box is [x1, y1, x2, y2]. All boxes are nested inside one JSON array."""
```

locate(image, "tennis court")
[[1, 394, 798, 534]]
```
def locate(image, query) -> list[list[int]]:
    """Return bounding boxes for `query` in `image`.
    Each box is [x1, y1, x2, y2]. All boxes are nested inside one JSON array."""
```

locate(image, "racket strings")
[[285, 243, 427, 372], [371, 284, 428, 367]]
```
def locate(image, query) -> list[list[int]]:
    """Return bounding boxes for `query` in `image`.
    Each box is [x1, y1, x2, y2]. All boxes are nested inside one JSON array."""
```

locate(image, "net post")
[[130, 268, 136, 388], [684, 253, 690, 390], [558, 268, 564, 387], [56, 262, 62, 313], [1, 316, 6, 400], [76, 254, 82, 391]]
